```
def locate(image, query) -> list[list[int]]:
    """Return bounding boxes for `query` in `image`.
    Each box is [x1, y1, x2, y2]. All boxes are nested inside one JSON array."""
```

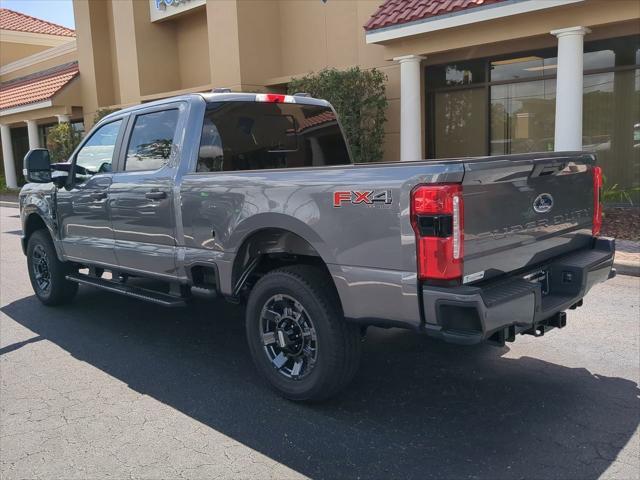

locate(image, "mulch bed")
[[602, 206, 640, 241]]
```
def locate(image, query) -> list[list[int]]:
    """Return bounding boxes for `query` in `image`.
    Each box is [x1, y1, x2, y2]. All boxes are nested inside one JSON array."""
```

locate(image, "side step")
[[66, 273, 187, 307]]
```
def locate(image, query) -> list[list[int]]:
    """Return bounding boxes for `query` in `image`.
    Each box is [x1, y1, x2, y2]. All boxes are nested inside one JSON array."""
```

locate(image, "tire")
[[245, 265, 362, 401], [26, 229, 78, 306]]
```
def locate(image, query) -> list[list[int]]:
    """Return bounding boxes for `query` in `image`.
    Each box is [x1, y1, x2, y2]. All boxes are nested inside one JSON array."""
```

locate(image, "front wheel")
[[26, 230, 78, 306], [245, 265, 362, 402]]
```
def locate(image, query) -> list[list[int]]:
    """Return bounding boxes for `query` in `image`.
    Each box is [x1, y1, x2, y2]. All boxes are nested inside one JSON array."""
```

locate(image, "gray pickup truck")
[[20, 92, 615, 401]]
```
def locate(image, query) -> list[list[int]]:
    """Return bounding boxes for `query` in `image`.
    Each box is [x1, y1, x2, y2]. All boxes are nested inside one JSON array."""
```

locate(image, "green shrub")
[[94, 108, 120, 124], [46, 122, 82, 163], [602, 175, 640, 206], [288, 67, 388, 163]]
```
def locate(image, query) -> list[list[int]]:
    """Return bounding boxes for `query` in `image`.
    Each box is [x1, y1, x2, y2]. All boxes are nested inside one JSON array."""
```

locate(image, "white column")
[[0, 124, 18, 189], [56, 114, 70, 123], [26, 119, 40, 150], [394, 55, 426, 161], [551, 26, 590, 151]]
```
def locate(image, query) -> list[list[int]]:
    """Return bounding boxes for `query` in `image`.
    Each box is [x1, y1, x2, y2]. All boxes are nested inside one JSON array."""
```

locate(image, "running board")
[[66, 273, 187, 307]]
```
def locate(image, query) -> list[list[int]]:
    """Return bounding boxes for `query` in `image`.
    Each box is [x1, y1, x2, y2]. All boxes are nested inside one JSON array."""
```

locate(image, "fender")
[[20, 186, 65, 260]]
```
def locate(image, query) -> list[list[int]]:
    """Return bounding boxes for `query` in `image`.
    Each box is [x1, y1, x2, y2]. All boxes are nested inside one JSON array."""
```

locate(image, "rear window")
[[196, 102, 351, 172]]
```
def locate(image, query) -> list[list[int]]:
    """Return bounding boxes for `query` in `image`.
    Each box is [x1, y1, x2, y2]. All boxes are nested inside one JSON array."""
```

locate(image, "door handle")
[[90, 192, 108, 201], [145, 190, 167, 200]]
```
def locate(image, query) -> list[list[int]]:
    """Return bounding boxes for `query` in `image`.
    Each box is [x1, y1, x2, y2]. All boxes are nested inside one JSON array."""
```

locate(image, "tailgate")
[[462, 152, 596, 283]]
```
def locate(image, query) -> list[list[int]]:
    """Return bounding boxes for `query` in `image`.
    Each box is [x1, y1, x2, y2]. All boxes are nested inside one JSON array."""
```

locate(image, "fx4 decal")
[[333, 190, 393, 207]]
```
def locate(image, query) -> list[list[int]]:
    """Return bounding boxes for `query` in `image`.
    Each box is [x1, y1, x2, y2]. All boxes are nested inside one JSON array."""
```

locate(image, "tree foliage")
[[288, 67, 388, 163], [94, 108, 120, 124], [46, 122, 82, 163]]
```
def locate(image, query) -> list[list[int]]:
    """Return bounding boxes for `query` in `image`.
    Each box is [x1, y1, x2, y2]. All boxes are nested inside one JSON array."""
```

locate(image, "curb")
[[614, 261, 640, 277], [0, 201, 19, 208]]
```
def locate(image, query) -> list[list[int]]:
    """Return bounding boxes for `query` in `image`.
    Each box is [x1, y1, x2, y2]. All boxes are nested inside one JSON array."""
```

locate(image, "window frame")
[[68, 116, 128, 186], [118, 104, 182, 174]]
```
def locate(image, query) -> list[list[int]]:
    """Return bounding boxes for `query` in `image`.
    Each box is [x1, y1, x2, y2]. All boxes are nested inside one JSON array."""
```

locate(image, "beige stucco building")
[[1, 0, 639, 194]]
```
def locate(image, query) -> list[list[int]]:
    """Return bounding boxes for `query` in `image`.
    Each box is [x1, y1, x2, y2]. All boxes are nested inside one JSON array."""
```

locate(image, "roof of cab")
[[98, 92, 331, 125]]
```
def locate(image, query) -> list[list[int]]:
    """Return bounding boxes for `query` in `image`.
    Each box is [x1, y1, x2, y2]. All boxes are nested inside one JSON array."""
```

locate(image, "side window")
[[74, 119, 122, 182], [125, 109, 179, 172]]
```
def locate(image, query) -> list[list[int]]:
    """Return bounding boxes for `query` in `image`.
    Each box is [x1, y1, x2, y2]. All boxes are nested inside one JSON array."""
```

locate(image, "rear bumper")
[[421, 237, 616, 345]]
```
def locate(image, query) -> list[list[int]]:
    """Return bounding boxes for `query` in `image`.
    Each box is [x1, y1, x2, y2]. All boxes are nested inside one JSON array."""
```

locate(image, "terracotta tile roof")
[[0, 8, 75, 37], [297, 111, 337, 132], [364, 0, 507, 31], [0, 61, 79, 111]]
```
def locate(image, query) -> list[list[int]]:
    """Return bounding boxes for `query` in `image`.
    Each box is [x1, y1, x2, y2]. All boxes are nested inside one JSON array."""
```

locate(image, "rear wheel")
[[245, 265, 361, 401], [27, 230, 78, 306]]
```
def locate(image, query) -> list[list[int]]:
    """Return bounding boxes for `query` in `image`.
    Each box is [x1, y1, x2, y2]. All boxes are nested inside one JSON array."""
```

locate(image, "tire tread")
[[246, 264, 361, 401]]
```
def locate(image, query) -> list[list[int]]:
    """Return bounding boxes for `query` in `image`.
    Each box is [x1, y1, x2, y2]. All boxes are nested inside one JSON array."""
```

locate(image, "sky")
[[1, 0, 75, 29]]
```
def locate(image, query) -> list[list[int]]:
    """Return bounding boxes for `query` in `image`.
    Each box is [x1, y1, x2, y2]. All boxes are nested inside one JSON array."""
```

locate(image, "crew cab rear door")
[[461, 152, 596, 283], [108, 104, 183, 278]]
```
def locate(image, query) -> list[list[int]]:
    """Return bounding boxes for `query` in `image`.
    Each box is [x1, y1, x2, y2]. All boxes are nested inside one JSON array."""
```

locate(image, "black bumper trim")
[[420, 237, 615, 345]]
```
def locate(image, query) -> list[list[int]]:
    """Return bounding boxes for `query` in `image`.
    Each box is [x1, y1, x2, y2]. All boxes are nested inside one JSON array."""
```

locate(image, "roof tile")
[[0, 8, 75, 37], [0, 61, 79, 111], [364, 0, 506, 31]]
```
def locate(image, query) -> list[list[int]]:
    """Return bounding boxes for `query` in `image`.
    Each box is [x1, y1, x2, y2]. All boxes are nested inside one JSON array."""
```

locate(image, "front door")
[[109, 107, 180, 278], [57, 118, 125, 266]]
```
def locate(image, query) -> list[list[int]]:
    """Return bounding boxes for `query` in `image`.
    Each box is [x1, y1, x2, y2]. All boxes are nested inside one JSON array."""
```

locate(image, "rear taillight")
[[255, 93, 295, 103], [592, 166, 603, 236], [410, 184, 463, 281]]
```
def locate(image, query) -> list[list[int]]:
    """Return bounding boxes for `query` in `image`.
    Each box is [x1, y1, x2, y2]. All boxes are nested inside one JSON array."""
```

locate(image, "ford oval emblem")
[[533, 193, 554, 213]]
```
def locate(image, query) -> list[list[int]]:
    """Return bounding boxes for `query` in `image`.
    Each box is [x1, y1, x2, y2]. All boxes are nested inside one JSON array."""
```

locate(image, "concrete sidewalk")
[[615, 239, 640, 277]]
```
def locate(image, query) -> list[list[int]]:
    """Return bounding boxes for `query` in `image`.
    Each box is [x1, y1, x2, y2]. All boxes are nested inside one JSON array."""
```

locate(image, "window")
[[434, 88, 486, 158], [426, 59, 485, 89], [74, 119, 122, 182], [490, 79, 556, 155], [196, 102, 350, 172], [125, 109, 179, 172], [583, 36, 640, 71], [490, 52, 557, 82], [427, 34, 639, 177], [583, 69, 640, 198]]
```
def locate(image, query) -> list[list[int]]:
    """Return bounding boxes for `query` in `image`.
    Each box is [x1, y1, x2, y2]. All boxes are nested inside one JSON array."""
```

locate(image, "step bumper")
[[420, 237, 615, 345]]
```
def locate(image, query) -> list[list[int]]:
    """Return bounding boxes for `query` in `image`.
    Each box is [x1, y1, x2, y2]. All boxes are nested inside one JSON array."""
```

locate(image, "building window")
[[490, 51, 557, 82], [433, 88, 486, 158], [490, 79, 556, 155], [426, 35, 639, 193], [583, 68, 640, 192]]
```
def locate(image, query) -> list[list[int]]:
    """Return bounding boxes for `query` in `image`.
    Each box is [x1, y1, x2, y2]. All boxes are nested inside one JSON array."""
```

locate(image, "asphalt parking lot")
[[1, 205, 639, 480]]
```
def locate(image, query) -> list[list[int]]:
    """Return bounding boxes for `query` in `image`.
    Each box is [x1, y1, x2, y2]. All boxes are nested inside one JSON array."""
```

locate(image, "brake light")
[[592, 166, 603, 236], [411, 184, 463, 281], [255, 93, 295, 103]]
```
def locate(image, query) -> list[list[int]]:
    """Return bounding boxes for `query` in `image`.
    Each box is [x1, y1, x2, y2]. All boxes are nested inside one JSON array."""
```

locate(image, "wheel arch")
[[231, 225, 340, 308], [24, 212, 48, 241], [22, 209, 63, 260]]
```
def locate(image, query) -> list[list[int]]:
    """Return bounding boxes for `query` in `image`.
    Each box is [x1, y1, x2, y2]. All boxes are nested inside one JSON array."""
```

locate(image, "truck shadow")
[[2, 289, 639, 480]]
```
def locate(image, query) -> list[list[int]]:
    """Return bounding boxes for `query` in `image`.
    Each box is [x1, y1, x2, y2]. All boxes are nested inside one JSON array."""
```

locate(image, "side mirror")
[[23, 149, 52, 183]]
